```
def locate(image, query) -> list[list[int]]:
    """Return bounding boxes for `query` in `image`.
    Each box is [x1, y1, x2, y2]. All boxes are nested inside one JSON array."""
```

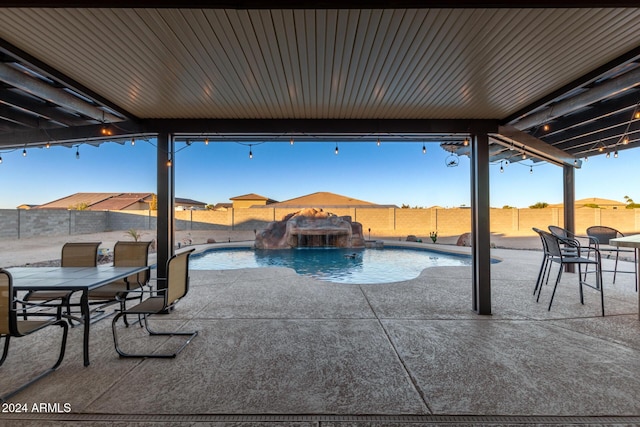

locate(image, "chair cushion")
[[25, 291, 72, 300], [123, 296, 166, 315], [15, 319, 56, 336], [88, 282, 142, 299]]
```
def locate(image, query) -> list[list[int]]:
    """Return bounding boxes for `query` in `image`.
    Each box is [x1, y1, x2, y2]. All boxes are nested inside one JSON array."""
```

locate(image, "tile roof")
[[267, 192, 396, 208], [89, 193, 152, 210], [35, 193, 121, 209], [230, 193, 273, 201]]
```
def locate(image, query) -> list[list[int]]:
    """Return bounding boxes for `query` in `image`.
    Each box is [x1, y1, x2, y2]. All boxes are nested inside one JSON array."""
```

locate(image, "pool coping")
[[186, 239, 502, 263]]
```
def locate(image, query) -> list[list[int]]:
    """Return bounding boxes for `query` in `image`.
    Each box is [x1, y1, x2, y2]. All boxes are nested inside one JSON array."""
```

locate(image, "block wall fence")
[[1, 207, 639, 240]]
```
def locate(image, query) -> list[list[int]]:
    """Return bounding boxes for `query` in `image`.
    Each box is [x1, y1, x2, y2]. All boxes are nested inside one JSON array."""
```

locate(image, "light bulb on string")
[[45, 142, 51, 149], [335, 143, 339, 155], [529, 165, 533, 174], [290, 138, 294, 146], [463, 138, 469, 147], [75, 146, 80, 159], [606, 151, 610, 158], [422, 143, 426, 154], [131, 138, 135, 146], [614, 150, 618, 158], [204, 138, 209, 145], [0, 156, 3, 164], [249, 145, 253, 159], [376, 138, 380, 147], [500, 162, 504, 173], [22, 148, 27, 157]]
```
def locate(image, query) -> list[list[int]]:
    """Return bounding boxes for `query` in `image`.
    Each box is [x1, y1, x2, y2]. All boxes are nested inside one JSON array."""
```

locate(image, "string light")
[[376, 138, 381, 147], [606, 151, 610, 158], [75, 146, 80, 159], [622, 136, 629, 145], [131, 138, 135, 146], [463, 138, 469, 147], [335, 143, 339, 155], [204, 138, 209, 145], [45, 141, 50, 149], [543, 124, 550, 132], [500, 162, 504, 173], [0, 156, 3, 164], [529, 165, 533, 174], [249, 145, 253, 159], [614, 150, 618, 158], [100, 124, 112, 136], [290, 138, 294, 146], [22, 148, 27, 157], [422, 143, 426, 154]]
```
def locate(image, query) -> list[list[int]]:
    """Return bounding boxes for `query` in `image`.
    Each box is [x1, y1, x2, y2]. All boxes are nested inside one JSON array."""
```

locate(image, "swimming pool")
[[189, 246, 473, 284]]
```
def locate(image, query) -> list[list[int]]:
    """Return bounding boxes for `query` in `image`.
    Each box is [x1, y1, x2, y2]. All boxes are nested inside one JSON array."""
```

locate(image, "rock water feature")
[[255, 207, 365, 249]]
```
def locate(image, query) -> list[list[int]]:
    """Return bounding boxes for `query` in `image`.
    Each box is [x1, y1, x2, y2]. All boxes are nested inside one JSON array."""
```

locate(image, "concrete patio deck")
[[2, 242, 640, 426]]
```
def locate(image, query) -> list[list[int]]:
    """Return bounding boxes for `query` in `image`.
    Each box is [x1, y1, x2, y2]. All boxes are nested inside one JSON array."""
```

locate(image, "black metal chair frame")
[[1, 269, 69, 402], [537, 230, 605, 316], [586, 225, 638, 290], [533, 227, 557, 298], [112, 249, 197, 358]]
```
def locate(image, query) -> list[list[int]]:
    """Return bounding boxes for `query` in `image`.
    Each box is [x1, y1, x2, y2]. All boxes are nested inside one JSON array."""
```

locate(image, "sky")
[[0, 138, 638, 209]]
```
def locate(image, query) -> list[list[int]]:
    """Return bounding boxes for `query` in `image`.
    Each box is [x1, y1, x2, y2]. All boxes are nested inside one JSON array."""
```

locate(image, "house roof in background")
[[34, 192, 206, 210], [175, 197, 207, 206], [549, 197, 626, 208], [35, 192, 122, 209], [230, 193, 277, 203], [267, 191, 397, 208], [89, 193, 153, 210]]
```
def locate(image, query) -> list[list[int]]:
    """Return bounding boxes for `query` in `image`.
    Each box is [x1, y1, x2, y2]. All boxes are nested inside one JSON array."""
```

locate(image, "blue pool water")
[[189, 246, 473, 284]]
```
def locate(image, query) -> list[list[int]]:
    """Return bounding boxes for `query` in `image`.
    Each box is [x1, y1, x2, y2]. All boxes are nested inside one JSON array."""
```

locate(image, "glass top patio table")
[[8, 265, 150, 366]]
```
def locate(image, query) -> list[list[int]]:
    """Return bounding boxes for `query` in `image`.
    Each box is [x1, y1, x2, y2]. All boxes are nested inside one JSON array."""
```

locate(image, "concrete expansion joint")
[[358, 284, 433, 414]]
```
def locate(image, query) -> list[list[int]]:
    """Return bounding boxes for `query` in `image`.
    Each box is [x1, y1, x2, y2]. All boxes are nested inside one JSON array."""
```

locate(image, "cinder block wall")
[[2, 207, 639, 240]]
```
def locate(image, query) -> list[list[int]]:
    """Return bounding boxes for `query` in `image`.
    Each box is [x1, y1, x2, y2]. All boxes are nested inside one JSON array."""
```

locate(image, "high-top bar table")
[[609, 234, 640, 319], [9, 265, 149, 366]]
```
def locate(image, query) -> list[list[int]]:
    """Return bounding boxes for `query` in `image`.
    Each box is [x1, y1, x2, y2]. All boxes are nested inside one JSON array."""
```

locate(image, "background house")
[[34, 193, 206, 210], [230, 193, 278, 209], [549, 197, 626, 210]]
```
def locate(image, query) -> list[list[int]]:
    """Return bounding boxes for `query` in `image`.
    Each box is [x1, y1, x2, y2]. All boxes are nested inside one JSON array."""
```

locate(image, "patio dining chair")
[[532, 227, 557, 298], [547, 225, 586, 258], [87, 241, 152, 325], [112, 249, 197, 358], [537, 229, 604, 316], [22, 242, 101, 322], [1, 269, 69, 402], [586, 226, 637, 289]]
